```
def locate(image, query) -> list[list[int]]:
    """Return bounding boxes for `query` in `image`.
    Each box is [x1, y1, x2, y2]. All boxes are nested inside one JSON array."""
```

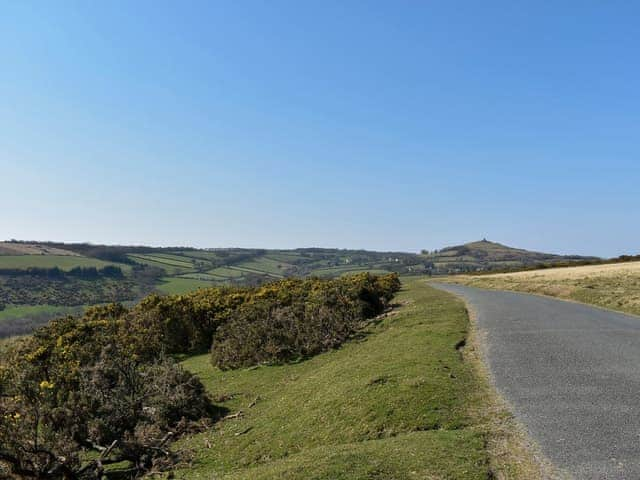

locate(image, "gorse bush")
[[212, 273, 401, 369], [0, 272, 400, 479], [0, 330, 214, 479]]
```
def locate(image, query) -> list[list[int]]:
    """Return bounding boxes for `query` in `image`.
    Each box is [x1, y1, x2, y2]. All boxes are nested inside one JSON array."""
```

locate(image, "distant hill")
[[0, 238, 604, 337], [420, 239, 598, 274]]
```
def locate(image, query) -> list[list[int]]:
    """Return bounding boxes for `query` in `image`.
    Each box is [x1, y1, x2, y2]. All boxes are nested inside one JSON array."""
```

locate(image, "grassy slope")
[[446, 261, 640, 316], [174, 278, 508, 479]]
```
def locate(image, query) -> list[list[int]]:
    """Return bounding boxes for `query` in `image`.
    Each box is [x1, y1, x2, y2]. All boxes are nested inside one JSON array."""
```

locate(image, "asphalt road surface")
[[434, 283, 640, 480]]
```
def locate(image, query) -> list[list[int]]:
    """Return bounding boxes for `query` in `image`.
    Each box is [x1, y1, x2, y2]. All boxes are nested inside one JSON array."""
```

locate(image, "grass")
[[0, 304, 83, 322], [178, 251, 223, 261], [207, 267, 244, 278], [173, 278, 535, 479], [309, 265, 391, 277], [264, 252, 304, 263], [0, 255, 128, 271], [128, 254, 195, 274], [142, 253, 196, 267], [156, 277, 216, 295], [179, 273, 227, 281], [235, 257, 293, 276], [446, 261, 640, 316], [227, 265, 283, 278]]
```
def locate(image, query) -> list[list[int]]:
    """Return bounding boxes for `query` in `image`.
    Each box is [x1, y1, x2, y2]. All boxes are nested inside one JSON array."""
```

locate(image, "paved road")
[[433, 283, 640, 480]]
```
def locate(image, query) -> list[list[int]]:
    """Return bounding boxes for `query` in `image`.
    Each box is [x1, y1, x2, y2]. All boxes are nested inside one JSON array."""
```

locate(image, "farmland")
[[0, 239, 605, 339], [125, 247, 433, 287], [0, 254, 128, 271]]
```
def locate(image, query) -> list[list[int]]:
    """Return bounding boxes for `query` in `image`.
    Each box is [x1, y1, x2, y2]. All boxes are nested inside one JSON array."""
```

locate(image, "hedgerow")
[[211, 273, 401, 369], [0, 273, 400, 479]]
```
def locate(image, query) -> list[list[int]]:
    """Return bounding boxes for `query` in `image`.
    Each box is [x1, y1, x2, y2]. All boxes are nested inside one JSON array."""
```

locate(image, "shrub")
[[211, 273, 401, 369], [0, 334, 214, 479], [0, 272, 400, 478]]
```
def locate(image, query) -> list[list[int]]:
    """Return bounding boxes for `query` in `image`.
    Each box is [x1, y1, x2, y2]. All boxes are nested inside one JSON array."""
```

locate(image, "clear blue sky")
[[1, 1, 638, 257]]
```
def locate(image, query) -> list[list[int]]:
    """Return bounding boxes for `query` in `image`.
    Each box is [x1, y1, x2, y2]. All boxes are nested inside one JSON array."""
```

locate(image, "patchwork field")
[[127, 248, 429, 288], [156, 277, 218, 295], [0, 255, 126, 271], [446, 261, 640, 316], [174, 279, 539, 479]]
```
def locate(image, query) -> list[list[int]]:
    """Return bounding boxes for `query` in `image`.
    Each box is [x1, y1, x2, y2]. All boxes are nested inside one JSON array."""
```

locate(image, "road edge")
[[438, 276, 640, 320], [431, 282, 570, 480]]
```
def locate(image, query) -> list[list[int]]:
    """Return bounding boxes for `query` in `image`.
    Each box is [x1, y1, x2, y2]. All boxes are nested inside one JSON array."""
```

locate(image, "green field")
[[179, 250, 223, 261], [128, 254, 195, 274], [228, 265, 283, 278], [179, 273, 226, 281], [263, 252, 304, 263], [0, 304, 83, 322], [156, 277, 216, 295], [142, 253, 195, 267], [236, 257, 293, 276], [309, 265, 391, 277], [174, 279, 532, 479], [0, 255, 127, 271], [207, 267, 245, 278]]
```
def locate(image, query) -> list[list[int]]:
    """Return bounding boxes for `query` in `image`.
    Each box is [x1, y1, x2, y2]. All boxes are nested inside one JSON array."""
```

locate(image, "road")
[[434, 283, 640, 480]]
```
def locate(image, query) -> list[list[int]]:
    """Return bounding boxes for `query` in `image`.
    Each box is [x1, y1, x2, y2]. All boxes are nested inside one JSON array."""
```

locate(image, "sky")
[[1, 1, 638, 257]]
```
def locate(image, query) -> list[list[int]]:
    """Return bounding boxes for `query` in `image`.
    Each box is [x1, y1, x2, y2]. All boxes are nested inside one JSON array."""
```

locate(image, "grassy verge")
[[174, 278, 538, 479], [445, 261, 640, 316]]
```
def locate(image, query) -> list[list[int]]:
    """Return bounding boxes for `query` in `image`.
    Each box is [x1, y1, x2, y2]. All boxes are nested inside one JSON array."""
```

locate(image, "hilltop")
[[421, 239, 597, 274]]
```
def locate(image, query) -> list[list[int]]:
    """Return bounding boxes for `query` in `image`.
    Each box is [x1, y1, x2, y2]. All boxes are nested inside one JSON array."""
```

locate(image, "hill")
[[421, 239, 597, 274], [0, 241, 433, 336], [0, 239, 600, 337]]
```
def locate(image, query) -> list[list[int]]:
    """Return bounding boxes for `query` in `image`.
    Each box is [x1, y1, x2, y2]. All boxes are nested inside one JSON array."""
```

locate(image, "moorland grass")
[[174, 278, 507, 479], [447, 262, 640, 316]]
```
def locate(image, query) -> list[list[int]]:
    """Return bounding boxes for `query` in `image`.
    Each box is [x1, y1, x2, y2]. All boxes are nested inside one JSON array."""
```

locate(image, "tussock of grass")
[[174, 279, 502, 479]]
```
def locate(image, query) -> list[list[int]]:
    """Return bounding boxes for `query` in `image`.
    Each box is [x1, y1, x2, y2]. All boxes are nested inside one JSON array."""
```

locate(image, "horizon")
[[0, 237, 615, 259], [2, 2, 639, 257]]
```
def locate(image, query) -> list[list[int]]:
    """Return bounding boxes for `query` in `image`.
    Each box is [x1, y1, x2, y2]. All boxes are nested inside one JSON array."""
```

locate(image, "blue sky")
[[1, 1, 638, 257]]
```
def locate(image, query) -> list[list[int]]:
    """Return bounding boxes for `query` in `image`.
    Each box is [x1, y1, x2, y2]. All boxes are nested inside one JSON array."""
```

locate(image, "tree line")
[[0, 266, 123, 279]]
